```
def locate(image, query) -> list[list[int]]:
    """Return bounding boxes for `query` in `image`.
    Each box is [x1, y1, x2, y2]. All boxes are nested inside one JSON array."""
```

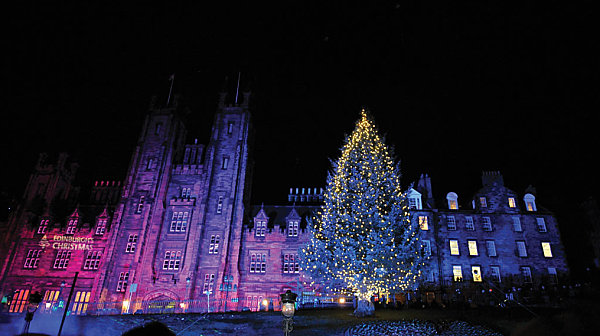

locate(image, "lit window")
[[482, 217, 492, 231], [419, 216, 429, 230], [536, 218, 547, 232], [255, 221, 266, 237], [548, 267, 557, 284], [491, 266, 501, 282], [486, 240, 497, 257], [516, 241, 527, 257], [9, 289, 29, 313], [181, 188, 191, 198], [479, 197, 487, 208], [283, 254, 299, 274], [465, 217, 474, 231], [83, 251, 102, 270], [116, 272, 129, 292], [203, 274, 215, 292], [209, 235, 220, 254], [250, 253, 266, 273], [449, 239, 460, 255], [447, 216, 456, 230], [53, 250, 71, 269], [126, 234, 138, 253], [170, 212, 189, 232], [37, 219, 49, 234], [521, 266, 532, 283], [471, 266, 482, 282], [288, 221, 298, 237], [508, 197, 516, 208], [136, 196, 145, 214], [162, 250, 182, 270], [95, 218, 107, 235], [468, 240, 478, 256], [42, 290, 60, 313], [24, 250, 42, 269], [407, 188, 422, 210], [422, 240, 431, 256], [222, 157, 229, 170], [66, 219, 78, 235], [447, 192, 458, 210], [453, 265, 463, 281], [524, 193, 536, 211], [72, 291, 91, 315], [541, 242, 553, 258], [512, 217, 522, 232], [216, 196, 223, 214]]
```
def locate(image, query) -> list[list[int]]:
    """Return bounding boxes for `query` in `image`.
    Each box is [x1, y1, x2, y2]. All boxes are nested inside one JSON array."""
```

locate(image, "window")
[[95, 218, 107, 235], [209, 235, 220, 254], [72, 291, 91, 315], [136, 196, 145, 214], [407, 189, 422, 210], [447, 192, 458, 210], [216, 196, 223, 214], [42, 290, 60, 313], [38, 219, 49, 234], [126, 234, 138, 253], [9, 289, 29, 313], [117, 272, 129, 292], [250, 253, 267, 273], [227, 122, 233, 134], [471, 266, 482, 282], [422, 240, 431, 256], [283, 254, 299, 274], [53, 250, 71, 269], [482, 217, 492, 231], [83, 251, 102, 270], [516, 241, 527, 257], [155, 122, 162, 135], [491, 266, 501, 282], [486, 240, 497, 257], [288, 221, 298, 237], [426, 271, 435, 282], [479, 197, 487, 208], [524, 193, 536, 211], [66, 218, 78, 234], [548, 267, 558, 284], [541, 242, 553, 258], [419, 216, 429, 230], [181, 188, 191, 198], [465, 217, 474, 231], [468, 240, 478, 256], [447, 216, 456, 230], [170, 212, 189, 232], [162, 250, 182, 270], [222, 157, 229, 170], [508, 197, 517, 208], [203, 274, 215, 293], [255, 221, 266, 237], [536, 218, 547, 232], [449, 239, 460, 255], [453, 265, 463, 281], [521, 266, 532, 283], [146, 158, 153, 170], [24, 250, 41, 269], [512, 217, 522, 232]]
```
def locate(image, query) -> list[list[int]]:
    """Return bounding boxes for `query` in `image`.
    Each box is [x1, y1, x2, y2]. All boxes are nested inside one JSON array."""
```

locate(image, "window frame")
[[449, 239, 460, 255]]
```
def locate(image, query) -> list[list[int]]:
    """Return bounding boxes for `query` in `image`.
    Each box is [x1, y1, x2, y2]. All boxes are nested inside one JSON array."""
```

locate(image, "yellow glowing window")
[[419, 216, 429, 230], [453, 265, 463, 281], [508, 198, 516, 208], [526, 202, 534, 211], [449, 240, 459, 255], [468, 240, 478, 256], [542, 242, 553, 258], [449, 200, 458, 210], [471, 266, 482, 282]]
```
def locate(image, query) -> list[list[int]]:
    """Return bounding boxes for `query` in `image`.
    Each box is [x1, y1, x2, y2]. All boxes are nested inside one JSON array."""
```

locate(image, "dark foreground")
[[2, 300, 600, 336]]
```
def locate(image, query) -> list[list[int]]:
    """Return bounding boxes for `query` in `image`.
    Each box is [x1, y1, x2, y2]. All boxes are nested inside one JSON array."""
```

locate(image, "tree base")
[[353, 299, 374, 317]]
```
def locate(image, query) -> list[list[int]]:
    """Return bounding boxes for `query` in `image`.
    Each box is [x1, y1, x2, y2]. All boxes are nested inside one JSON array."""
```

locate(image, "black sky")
[[3, 2, 598, 273]]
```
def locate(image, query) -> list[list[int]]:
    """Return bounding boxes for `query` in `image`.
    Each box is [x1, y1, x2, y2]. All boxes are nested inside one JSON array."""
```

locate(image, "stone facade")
[[0, 93, 569, 314]]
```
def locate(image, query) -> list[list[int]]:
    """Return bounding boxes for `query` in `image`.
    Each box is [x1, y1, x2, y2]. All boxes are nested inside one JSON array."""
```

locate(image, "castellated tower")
[[97, 91, 252, 311]]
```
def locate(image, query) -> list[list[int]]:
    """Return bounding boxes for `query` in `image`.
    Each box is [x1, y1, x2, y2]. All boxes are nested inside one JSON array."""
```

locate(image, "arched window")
[[524, 193, 536, 211], [407, 188, 422, 210], [446, 192, 458, 210]]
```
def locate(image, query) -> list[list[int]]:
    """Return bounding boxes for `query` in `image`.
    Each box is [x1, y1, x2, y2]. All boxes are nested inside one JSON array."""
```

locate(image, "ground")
[[3, 299, 600, 336]]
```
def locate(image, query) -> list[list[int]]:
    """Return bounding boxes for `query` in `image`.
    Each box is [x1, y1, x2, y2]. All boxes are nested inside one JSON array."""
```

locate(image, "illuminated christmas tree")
[[301, 109, 425, 316]]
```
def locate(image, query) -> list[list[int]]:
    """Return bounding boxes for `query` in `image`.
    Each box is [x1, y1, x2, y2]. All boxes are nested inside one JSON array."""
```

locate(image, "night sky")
[[3, 2, 598, 274]]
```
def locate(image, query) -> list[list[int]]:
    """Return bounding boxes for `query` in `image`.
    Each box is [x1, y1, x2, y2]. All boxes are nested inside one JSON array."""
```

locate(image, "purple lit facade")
[[0, 92, 569, 314]]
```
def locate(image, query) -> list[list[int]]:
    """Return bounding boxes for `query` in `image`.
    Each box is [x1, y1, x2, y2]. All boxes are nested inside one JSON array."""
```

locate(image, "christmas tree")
[[300, 109, 425, 316]]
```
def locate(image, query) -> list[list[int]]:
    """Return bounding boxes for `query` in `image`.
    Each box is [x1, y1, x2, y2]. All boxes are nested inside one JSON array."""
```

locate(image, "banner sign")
[[39, 235, 94, 250]]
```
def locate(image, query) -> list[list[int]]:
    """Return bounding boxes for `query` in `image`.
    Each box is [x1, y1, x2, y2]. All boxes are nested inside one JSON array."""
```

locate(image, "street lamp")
[[280, 290, 297, 336], [22, 291, 42, 335]]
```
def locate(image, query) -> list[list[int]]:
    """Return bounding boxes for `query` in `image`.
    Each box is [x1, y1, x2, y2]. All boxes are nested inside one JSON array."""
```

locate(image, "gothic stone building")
[[0, 93, 569, 314]]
